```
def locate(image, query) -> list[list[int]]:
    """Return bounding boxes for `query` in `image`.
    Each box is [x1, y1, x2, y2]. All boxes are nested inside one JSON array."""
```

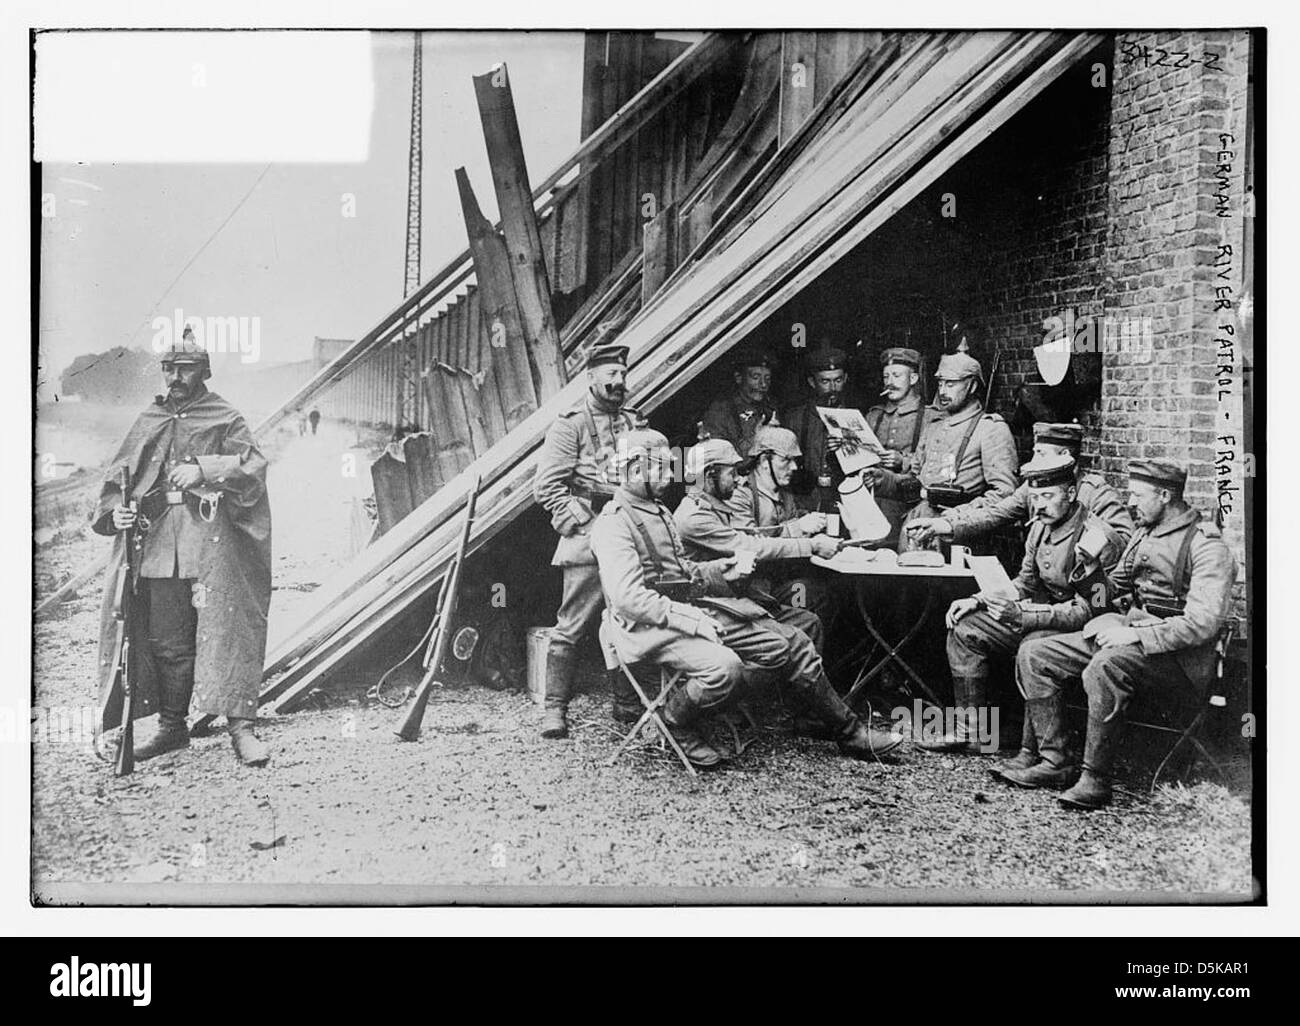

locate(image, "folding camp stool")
[[1139, 617, 1239, 791], [598, 616, 698, 777]]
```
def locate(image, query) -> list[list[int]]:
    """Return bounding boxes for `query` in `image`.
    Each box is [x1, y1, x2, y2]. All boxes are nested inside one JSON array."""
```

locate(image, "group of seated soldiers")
[[532, 339, 1238, 811]]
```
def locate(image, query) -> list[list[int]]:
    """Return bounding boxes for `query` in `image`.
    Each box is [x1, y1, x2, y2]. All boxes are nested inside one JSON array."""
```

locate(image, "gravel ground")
[[31, 417, 1256, 902]]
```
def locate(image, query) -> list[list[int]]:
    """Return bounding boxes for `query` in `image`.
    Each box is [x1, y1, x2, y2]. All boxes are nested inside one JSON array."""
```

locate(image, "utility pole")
[[397, 31, 424, 436]]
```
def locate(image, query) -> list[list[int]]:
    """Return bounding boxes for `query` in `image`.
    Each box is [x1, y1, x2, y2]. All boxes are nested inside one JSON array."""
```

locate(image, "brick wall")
[[956, 54, 1112, 460], [1101, 30, 1252, 603]]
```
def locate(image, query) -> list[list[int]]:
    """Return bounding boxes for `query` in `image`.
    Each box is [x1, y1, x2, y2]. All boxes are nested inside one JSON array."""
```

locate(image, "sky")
[[35, 30, 585, 400]]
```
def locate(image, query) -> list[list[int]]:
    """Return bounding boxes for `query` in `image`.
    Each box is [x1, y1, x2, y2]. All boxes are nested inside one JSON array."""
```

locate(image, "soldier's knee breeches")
[[682, 648, 745, 710], [947, 621, 991, 679], [1082, 651, 1137, 720]]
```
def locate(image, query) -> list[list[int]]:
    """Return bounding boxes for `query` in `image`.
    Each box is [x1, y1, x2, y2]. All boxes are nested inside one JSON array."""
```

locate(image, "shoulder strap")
[[1062, 508, 1090, 578], [910, 404, 925, 451], [951, 407, 985, 474], [867, 407, 883, 435], [1171, 512, 1202, 595]]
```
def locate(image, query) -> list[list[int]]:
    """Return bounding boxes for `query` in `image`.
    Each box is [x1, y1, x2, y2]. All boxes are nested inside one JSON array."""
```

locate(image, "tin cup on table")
[[825, 513, 841, 537]]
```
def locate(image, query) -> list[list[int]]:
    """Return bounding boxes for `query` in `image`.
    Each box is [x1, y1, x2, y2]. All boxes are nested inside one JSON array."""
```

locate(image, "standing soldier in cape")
[[699, 353, 780, 453], [905, 422, 1132, 552], [533, 342, 645, 738], [781, 344, 853, 512], [868, 351, 1018, 552], [93, 329, 272, 766]]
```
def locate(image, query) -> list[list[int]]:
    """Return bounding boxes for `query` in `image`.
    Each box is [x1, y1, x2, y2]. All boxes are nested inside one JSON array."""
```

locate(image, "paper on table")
[[816, 406, 882, 474], [967, 555, 1018, 599]]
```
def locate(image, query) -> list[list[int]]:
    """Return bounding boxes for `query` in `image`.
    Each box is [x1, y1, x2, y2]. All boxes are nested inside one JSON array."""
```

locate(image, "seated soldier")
[[922, 454, 1123, 757], [590, 428, 903, 768], [730, 425, 842, 632], [673, 437, 842, 652], [905, 422, 1132, 552], [1009, 460, 1237, 808], [699, 353, 781, 453]]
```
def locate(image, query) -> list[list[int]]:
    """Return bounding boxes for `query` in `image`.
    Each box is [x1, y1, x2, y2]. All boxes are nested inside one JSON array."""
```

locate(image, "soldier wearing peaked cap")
[[862, 346, 931, 545], [533, 340, 646, 737], [906, 421, 1132, 551], [927, 453, 1123, 757], [591, 430, 903, 768], [781, 344, 855, 511], [700, 351, 781, 454], [871, 351, 1018, 553], [92, 326, 272, 767], [1010, 459, 1237, 809]]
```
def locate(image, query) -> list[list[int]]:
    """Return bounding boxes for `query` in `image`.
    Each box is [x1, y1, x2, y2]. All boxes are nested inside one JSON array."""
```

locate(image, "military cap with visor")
[[1033, 421, 1085, 450], [805, 345, 848, 372], [881, 346, 922, 371], [587, 341, 630, 368], [1127, 459, 1188, 491], [1021, 453, 1078, 489]]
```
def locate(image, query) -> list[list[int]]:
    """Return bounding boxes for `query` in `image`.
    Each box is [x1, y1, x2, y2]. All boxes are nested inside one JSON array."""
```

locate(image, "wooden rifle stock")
[[113, 467, 138, 777], [396, 475, 481, 741]]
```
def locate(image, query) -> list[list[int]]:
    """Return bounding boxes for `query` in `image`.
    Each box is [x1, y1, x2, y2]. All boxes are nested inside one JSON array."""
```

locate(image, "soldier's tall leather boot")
[[1059, 715, 1122, 810], [660, 686, 723, 769], [917, 676, 986, 753], [800, 672, 904, 759], [998, 695, 1078, 789], [991, 705, 1037, 778], [540, 648, 575, 739], [132, 665, 192, 762], [228, 717, 270, 767]]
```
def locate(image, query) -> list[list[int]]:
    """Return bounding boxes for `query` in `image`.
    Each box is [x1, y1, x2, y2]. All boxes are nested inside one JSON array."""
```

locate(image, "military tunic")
[[874, 400, 1018, 551], [699, 392, 779, 452], [1017, 508, 1238, 720], [948, 473, 1133, 550], [673, 489, 825, 651], [533, 393, 644, 657], [947, 502, 1119, 680], [864, 391, 930, 543], [591, 490, 827, 711], [780, 398, 837, 509]]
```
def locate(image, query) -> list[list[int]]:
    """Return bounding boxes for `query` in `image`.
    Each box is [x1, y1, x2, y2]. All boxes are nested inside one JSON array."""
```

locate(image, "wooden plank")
[[473, 65, 567, 400], [778, 31, 819, 146], [403, 431, 442, 504], [455, 167, 539, 429], [370, 446, 414, 537], [455, 367, 492, 457], [641, 200, 677, 302], [464, 285, 481, 374], [260, 34, 1090, 690], [424, 367, 474, 476]]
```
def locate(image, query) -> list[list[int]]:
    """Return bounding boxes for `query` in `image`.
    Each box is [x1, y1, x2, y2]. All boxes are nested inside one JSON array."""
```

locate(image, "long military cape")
[[93, 390, 272, 727]]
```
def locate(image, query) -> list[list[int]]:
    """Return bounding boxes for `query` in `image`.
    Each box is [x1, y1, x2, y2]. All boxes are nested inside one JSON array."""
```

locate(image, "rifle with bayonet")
[[109, 466, 142, 776], [396, 474, 481, 742]]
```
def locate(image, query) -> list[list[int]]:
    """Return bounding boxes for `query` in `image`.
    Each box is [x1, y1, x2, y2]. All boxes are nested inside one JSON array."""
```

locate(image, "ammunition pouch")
[[650, 575, 696, 602], [922, 483, 986, 509], [1136, 598, 1186, 620]]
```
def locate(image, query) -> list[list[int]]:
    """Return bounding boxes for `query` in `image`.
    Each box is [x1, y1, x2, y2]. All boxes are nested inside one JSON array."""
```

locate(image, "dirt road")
[[31, 417, 1255, 901]]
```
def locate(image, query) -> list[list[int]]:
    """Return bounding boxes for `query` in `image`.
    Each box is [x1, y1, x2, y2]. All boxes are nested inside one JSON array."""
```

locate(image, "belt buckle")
[[165, 490, 185, 505]]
